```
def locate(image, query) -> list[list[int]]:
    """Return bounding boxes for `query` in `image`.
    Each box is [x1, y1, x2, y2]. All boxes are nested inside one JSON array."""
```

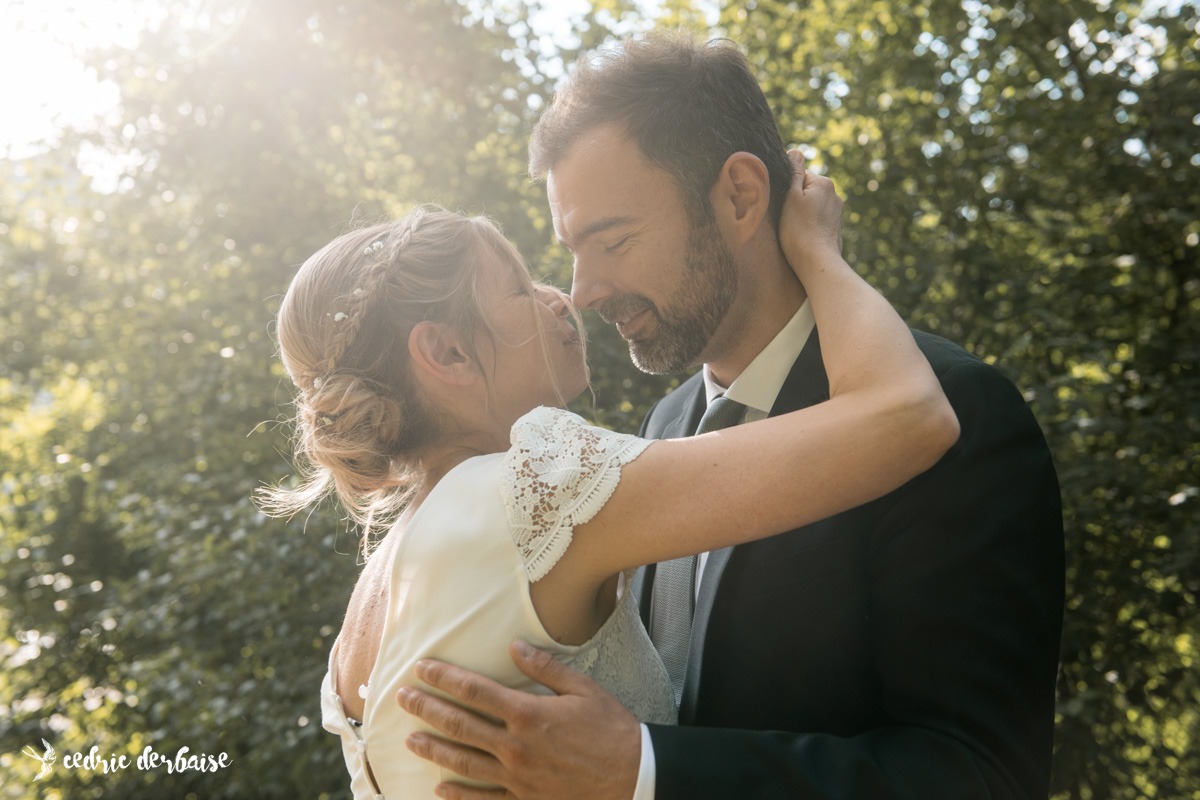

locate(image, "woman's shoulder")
[[501, 407, 651, 581], [507, 406, 649, 467], [509, 405, 640, 442], [509, 405, 588, 437]]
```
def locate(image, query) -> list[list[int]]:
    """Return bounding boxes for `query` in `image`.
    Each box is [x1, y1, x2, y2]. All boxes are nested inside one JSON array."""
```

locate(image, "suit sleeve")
[[646, 359, 1064, 800]]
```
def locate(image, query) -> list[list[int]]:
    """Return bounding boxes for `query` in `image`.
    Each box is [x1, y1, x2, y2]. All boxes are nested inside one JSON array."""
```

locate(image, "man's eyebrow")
[[556, 215, 638, 251]]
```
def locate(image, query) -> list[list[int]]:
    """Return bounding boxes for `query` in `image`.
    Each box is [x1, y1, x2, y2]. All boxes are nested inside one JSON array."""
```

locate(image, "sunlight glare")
[[0, 0, 155, 155]]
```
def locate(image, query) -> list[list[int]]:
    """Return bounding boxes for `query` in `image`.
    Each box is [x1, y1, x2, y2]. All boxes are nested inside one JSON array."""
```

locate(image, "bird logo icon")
[[22, 738, 56, 781]]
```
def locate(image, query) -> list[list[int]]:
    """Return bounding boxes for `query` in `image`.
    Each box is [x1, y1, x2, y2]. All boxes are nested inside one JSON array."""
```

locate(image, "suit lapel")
[[678, 331, 830, 722], [679, 544, 732, 723], [770, 328, 829, 417], [634, 380, 707, 624], [666, 388, 706, 439], [630, 565, 652, 620]]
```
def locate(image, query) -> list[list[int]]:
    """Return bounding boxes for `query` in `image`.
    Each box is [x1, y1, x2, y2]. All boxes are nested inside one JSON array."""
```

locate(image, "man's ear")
[[408, 321, 477, 385], [709, 152, 770, 245]]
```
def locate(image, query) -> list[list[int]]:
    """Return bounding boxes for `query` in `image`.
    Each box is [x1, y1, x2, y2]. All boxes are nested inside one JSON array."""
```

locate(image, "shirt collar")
[[703, 300, 815, 413]]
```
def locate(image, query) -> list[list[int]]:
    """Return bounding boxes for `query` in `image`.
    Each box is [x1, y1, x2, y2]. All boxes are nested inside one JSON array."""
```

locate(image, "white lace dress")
[[320, 407, 677, 799]]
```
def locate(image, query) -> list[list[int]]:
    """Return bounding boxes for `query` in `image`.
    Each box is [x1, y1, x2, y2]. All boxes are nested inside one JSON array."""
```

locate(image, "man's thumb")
[[510, 639, 587, 695]]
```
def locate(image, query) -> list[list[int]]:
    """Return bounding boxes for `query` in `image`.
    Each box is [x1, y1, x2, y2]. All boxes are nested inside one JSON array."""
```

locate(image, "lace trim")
[[500, 407, 651, 582], [574, 573, 677, 724]]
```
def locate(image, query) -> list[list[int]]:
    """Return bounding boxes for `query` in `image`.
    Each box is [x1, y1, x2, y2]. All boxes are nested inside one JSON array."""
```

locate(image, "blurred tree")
[[725, 0, 1200, 797], [0, 0, 594, 796], [2, 0, 1196, 797]]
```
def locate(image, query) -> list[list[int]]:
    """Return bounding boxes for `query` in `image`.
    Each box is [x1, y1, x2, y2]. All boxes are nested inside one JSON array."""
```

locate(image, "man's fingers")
[[404, 731, 502, 787], [413, 659, 521, 720], [433, 781, 511, 800], [398, 686, 503, 753], [509, 639, 591, 697]]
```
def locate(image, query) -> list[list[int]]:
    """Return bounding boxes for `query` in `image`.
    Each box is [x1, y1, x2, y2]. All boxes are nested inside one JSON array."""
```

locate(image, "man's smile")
[[615, 308, 652, 339], [599, 296, 655, 340]]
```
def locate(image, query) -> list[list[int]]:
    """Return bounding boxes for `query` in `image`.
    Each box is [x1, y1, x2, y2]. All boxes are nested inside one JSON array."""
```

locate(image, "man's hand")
[[398, 639, 642, 800]]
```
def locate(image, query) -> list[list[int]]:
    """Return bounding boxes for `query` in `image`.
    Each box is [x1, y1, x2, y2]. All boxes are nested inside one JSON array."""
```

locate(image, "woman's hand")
[[778, 149, 844, 281]]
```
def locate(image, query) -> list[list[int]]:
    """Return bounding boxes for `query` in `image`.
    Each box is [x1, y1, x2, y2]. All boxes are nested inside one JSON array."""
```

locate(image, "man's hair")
[[529, 31, 792, 225]]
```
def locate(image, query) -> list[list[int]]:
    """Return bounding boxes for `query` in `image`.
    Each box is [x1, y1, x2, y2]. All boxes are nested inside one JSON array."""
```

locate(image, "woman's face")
[[473, 244, 589, 426]]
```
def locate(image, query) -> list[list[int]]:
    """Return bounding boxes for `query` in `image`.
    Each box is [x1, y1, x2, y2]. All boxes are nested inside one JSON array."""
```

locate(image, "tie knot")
[[696, 395, 747, 434]]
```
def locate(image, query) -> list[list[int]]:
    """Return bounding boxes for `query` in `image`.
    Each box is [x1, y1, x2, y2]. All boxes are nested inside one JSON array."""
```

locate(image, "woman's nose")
[[534, 284, 571, 318]]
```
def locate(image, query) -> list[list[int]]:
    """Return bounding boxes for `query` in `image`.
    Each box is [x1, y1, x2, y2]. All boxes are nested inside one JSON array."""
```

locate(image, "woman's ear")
[[408, 321, 477, 386], [709, 152, 770, 245]]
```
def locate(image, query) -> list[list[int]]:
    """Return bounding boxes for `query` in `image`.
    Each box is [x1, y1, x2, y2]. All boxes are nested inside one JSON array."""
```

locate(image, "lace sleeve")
[[500, 407, 652, 582]]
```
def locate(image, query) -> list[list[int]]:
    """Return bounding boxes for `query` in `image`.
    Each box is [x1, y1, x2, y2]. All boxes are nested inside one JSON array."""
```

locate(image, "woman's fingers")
[[778, 148, 845, 276]]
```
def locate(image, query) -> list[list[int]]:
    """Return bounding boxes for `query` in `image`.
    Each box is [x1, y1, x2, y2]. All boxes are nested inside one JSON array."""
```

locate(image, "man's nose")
[[569, 256, 608, 311]]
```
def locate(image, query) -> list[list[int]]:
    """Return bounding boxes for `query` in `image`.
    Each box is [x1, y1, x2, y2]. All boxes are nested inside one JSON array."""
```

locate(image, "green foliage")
[[1, 0, 1196, 797], [0, 1, 555, 796]]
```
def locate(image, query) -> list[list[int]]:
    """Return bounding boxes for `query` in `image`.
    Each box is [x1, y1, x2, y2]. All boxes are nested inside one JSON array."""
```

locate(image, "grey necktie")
[[649, 394, 747, 705]]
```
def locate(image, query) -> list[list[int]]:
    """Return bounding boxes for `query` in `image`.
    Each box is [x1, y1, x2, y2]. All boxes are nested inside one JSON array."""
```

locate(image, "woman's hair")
[[259, 206, 581, 534]]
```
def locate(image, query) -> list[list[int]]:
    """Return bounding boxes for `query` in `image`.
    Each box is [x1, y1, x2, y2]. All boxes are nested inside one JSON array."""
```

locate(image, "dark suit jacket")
[[636, 330, 1064, 800]]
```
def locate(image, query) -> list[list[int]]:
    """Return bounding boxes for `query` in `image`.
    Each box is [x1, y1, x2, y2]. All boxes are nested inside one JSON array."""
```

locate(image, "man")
[[399, 32, 1064, 799]]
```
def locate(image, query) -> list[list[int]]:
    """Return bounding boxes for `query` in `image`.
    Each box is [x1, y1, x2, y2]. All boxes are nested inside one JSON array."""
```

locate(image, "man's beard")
[[598, 216, 738, 375]]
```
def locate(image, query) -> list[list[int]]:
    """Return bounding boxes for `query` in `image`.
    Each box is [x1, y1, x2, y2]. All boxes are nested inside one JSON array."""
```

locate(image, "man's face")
[[546, 123, 737, 374]]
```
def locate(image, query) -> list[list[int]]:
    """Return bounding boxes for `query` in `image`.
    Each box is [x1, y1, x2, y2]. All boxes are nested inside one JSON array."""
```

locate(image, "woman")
[[263, 156, 959, 797]]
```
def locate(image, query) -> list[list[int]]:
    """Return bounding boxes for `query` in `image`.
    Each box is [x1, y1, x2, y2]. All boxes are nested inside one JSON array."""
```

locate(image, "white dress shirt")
[[632, 301, 815, 799]]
